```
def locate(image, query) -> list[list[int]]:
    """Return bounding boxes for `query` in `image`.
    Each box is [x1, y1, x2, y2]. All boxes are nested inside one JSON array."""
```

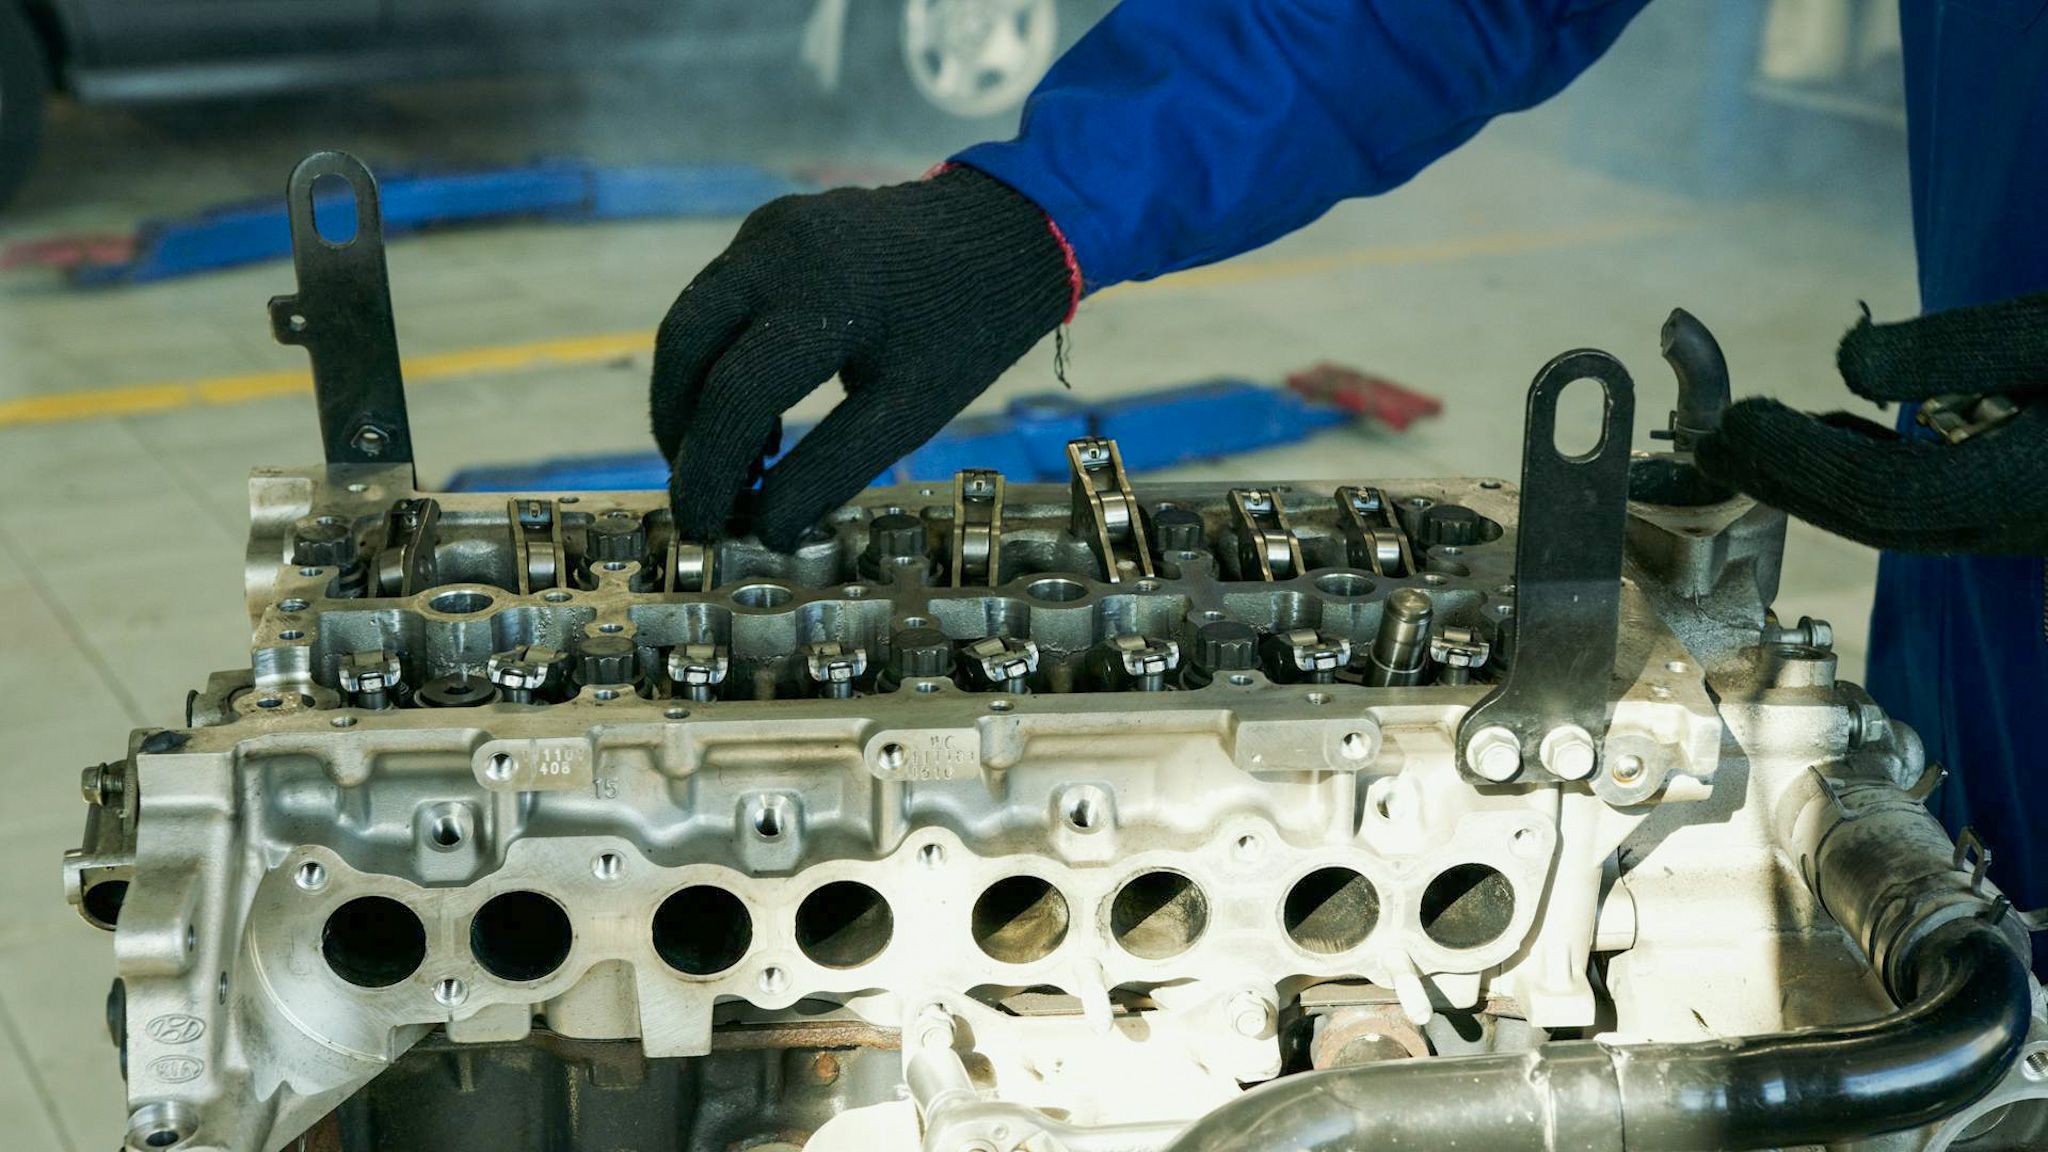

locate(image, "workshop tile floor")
[[0, 65, 1912, 1151]]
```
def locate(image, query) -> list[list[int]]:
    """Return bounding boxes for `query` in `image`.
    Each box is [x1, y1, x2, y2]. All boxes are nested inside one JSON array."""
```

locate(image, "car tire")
[[0, 1, 49, 210], [848, 0, 1112, 135]]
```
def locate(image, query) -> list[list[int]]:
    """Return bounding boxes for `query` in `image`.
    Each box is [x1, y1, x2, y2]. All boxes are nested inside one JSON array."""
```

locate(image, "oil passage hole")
[[1110, 871, 1208, 960], [470, 891, 573, 982], [426, 809, 465, 849], [795, 881, 894, 969], [310, 172, 360, 245], [1552, 377, 1609, 460], [1419, 864, 1515, 950], [322, 896, 426, 989], [1284, 868, 1380, 955], [973, 876, 1070, 964], [653, 886, 753, 976], [82, 880, 128, 927], [1063, 787, 1106, 831]]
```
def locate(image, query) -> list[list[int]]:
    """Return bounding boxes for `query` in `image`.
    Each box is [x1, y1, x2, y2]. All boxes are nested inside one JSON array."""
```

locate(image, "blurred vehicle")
[[0, 0, 1110, 208]]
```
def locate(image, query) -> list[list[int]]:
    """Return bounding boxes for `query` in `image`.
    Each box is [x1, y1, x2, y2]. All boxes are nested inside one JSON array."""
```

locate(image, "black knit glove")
[[650, 167, 1073, 548], [1694, 293, 2048, 554]]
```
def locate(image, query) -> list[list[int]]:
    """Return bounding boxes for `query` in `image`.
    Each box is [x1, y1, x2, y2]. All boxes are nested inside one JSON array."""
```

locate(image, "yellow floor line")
[[1100, 216, 1678, 296], [0, 330, 654, 429], [0, 218, 1678, 431]]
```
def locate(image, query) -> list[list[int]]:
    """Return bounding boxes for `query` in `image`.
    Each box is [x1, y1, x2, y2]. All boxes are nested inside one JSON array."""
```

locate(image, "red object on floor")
[[1, 234, 136, 271], [1285, 362, 1444, 433]]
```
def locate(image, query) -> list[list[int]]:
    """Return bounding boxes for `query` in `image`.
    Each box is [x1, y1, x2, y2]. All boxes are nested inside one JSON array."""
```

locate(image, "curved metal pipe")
[[1164, 923, 2028, 1152]]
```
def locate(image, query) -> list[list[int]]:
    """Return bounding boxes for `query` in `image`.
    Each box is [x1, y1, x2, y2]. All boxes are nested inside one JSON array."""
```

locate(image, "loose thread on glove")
[[1054, 325, 1074, 389]]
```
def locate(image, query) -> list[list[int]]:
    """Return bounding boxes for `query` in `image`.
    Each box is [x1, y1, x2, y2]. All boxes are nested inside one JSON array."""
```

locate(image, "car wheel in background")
[[900, 0, 1060, 121], [0, 1, 48, 209]]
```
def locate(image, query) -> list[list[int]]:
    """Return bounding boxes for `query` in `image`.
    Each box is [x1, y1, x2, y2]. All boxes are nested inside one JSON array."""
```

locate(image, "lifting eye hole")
[[1552, 376, 1609, 461], [310, 172, 360, 246]]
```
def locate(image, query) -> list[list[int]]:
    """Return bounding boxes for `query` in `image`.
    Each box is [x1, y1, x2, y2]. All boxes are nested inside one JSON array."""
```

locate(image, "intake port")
[[1109, 870, 1209, 960], [323, 896, 427, 989], [795, 881, 894, 969], [1284, 867, 1380, 955], [972, 876, 1071, 964], [470, 891, 573, 982], [1419, 863, 1515, 950], [652, 886, 753, 976]]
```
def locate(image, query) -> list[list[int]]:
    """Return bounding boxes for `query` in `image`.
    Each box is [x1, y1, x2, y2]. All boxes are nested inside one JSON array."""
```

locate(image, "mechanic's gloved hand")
[[651, 167, 1074, 549], [1694, 293, 2048, 553]]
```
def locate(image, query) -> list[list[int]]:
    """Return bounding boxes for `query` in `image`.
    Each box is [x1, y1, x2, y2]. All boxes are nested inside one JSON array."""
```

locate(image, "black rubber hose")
[[1611, 920, 2031, 1149], [1163, 921, 2029, 1152], [1661, 306, 1731, 448]]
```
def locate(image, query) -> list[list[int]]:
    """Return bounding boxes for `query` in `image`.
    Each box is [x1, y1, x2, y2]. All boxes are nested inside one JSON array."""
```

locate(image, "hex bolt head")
[[1153, 507, 1206, 552], [868, 514, 927, 560], [890, 626, 954, 680], [586, 512, 647, 563], [1422, 503, 1485, 547], [1539, 724, 1599, 780], [1466, 725, 1522, 782], [1194, 620, 1260, 672], [574, 634, 638, 686], [290, 516, 358, 567], [1230, 990, 1276, 1039]]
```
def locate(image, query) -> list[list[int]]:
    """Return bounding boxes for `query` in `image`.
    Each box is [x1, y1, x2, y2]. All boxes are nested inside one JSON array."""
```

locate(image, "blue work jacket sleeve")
[[954, 0, 1651, 292]]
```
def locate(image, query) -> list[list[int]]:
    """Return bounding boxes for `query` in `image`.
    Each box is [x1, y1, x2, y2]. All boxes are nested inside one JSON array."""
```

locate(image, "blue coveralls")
[[958, 0, 2048, 923]]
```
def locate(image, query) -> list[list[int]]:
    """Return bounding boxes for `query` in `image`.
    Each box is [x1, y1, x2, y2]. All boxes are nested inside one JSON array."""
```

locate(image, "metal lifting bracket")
[[268, 151, 416, 477], [1456, 350, 1635, 786]]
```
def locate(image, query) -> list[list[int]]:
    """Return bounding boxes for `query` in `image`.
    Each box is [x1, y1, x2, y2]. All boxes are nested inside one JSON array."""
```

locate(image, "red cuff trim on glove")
[[1044, 214, 1083, 324]]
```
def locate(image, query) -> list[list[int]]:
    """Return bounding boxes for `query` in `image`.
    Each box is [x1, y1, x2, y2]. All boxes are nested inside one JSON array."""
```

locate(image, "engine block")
[[61, 155, 2048, 1152]]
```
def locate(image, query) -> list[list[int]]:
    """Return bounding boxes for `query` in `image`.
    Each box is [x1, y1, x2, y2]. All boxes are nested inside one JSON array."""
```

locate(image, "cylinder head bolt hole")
[[972, 876, 1071, 964], [1284, 867, 1380, 955], [795, 881, 894, 969], [428, 589, 494, 615], [1419, 864, 1515, 950], [653, 886, 753, 976], [1110, 871, 1209, 960], [322, 896, 427, 989], [469, 891, 574, 982], [127, 1103, 198, 1152]]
